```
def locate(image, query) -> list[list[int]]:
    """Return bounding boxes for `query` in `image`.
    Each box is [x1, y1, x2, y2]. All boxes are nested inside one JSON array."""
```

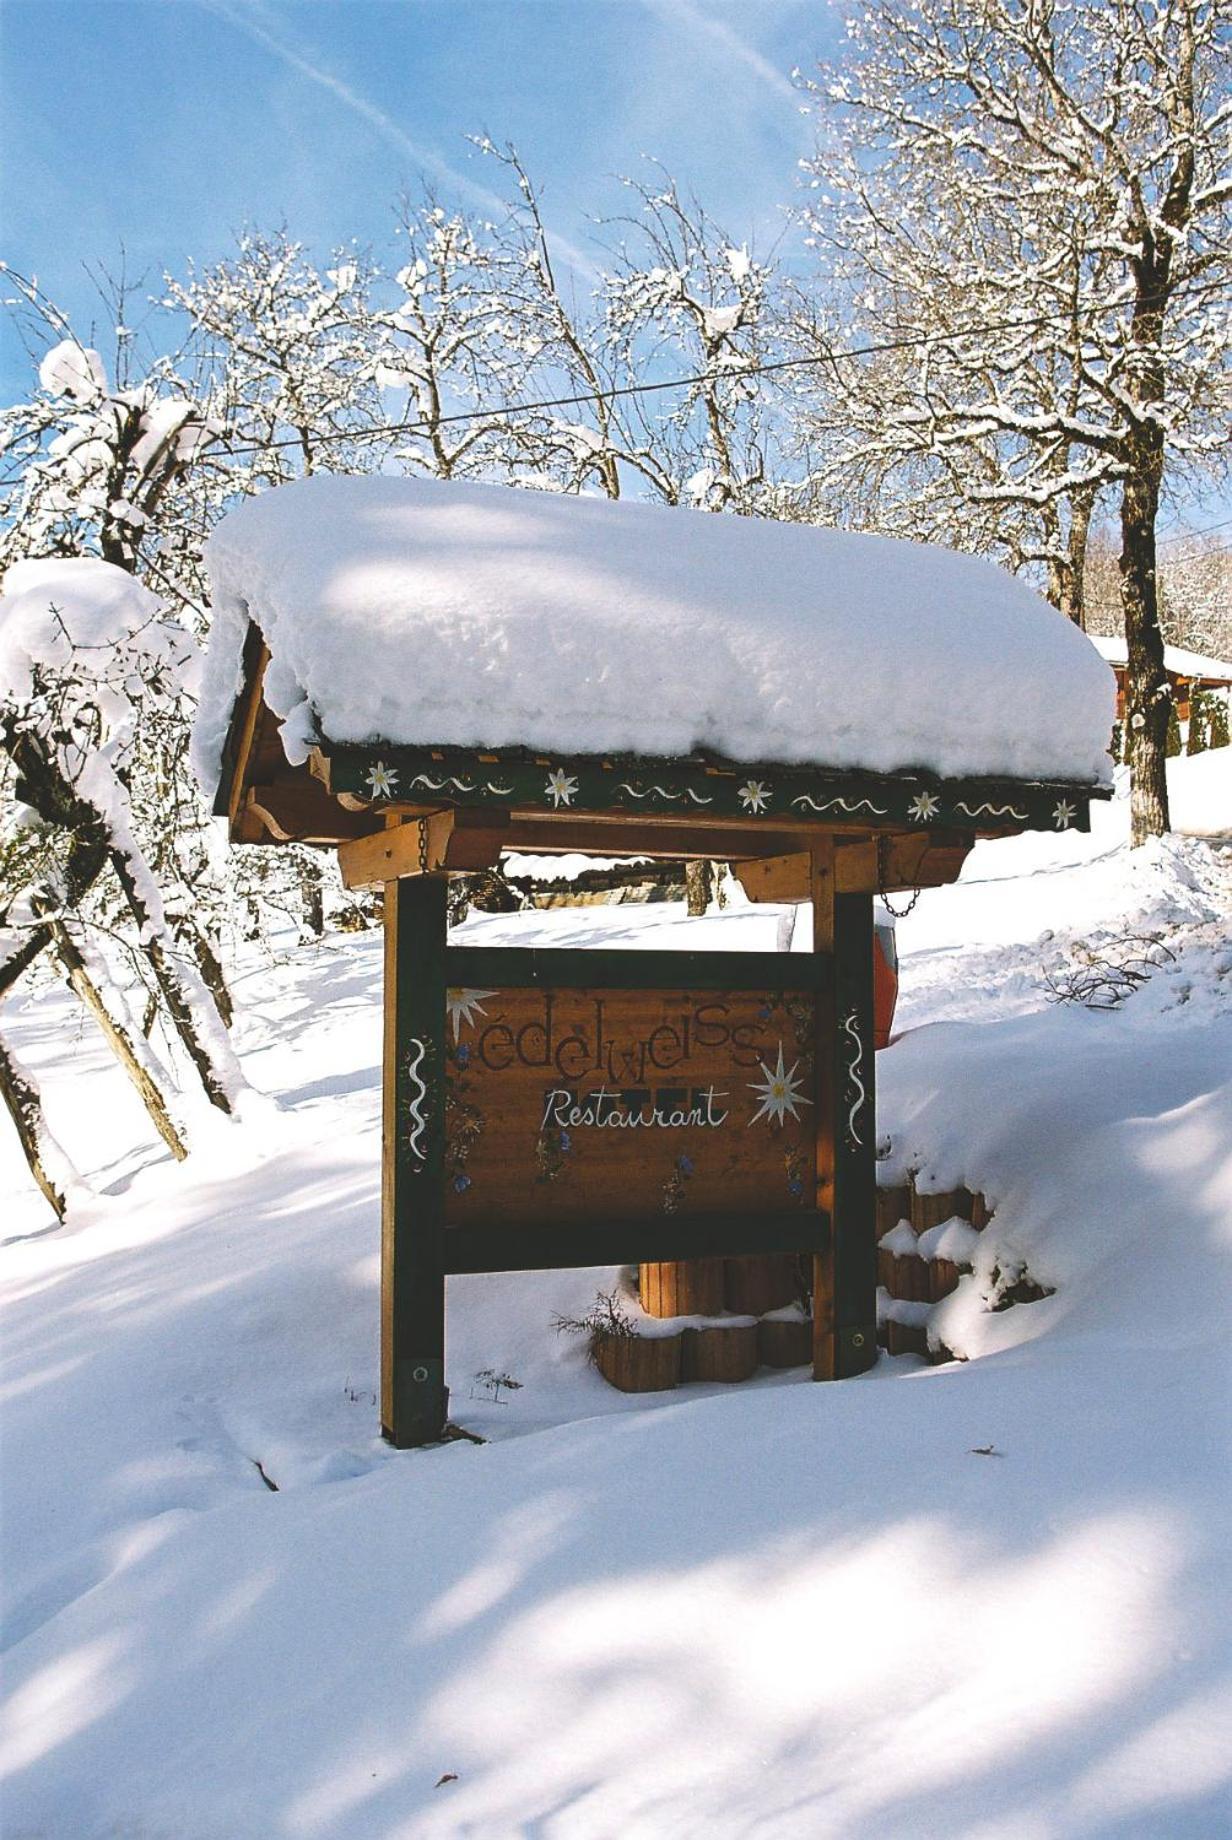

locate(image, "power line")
[[1162, 514, 1232, 541], [1163, 540, 1232, 564], [215, 294, 1223, 463]]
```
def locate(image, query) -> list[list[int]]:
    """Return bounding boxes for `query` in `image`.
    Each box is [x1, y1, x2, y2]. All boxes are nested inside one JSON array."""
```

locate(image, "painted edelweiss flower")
[[907, 790, 940, 822], [738, 779, 771, 813], [747, 1042, 811, 1128], [545, 768, 579, 808], [445, 988, 497, 1041], [1053, 799, 1076, 830], [366, 760, 399, 799]]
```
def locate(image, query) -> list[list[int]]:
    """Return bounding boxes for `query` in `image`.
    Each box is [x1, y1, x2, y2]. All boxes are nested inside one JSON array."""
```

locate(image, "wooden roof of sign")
[[212, 632, 1109, 898]]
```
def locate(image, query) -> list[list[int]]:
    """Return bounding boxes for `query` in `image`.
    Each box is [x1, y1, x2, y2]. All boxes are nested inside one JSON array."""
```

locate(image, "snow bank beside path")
[[196, 473, 1115, 792]]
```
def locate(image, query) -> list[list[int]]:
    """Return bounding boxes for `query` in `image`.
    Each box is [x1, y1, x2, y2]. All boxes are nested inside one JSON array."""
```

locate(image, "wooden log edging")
[[639, 1253, 803, 1320], [681, 1320, 760, 1383], [639, 1258, 725, 1318], [595, 1330, 682, 1393], [874, 1175, 993, 1362], [758, 1310, 813, 1368], [723, 1253, 800, 1316], [607, 1169, 1022, 1383], [593, 1299, 814, 1394]]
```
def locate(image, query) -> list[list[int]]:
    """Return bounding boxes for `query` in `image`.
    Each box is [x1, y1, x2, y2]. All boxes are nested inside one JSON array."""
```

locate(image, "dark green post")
[[381, 873, 450, 1446], [833, 891, 878, 1376]]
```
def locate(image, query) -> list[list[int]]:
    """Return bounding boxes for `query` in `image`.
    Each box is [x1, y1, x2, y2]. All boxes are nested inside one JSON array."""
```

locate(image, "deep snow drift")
[[196, 474, 1115, 791], [1, 754, 1229, 1839]]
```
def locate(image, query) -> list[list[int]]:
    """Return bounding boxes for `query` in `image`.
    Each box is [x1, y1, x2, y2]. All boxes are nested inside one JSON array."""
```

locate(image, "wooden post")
[[833, 891, 878, 1376], [810, 841, 837, 1379], [382, 874, 450, 1447]]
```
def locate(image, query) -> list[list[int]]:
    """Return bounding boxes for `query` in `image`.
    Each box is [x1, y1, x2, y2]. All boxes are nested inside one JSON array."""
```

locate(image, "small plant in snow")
[[471, 1368, 522, 1405], [987, 1262, 1055, 1313], [1044, 935, 1176, 1011], [553, 1289, 636, 1364]]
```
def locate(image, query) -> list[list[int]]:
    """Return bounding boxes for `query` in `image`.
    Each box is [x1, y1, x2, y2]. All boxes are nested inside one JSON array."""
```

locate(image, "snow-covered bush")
[[0, 556, 244, 1209]]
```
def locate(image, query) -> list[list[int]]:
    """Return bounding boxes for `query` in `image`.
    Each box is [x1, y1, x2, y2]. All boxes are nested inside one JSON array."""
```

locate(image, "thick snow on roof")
[[196, 474, 1115, 795], [1089, 633, 1232, 684]]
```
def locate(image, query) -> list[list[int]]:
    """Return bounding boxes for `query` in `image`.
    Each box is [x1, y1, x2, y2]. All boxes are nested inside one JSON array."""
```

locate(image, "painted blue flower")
[[788, 1179, 804, 1199], [559, 1131, 571, 1152], [455, 1043, 471, 1066], [758, 1005, 772, 1020], [677, 1155, 694, 1176], [453, 1172, 472, 1193]]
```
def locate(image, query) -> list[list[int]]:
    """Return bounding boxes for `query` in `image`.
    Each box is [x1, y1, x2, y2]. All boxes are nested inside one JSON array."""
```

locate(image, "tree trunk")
[[1043, 499, 1066, 614], [1116, 56, 1192, 847], [0, 924, 53, 1002], [0, 1029, 71, 1221], [107, 846, 239, 1113], [685, 860, 713, 917], [5, 705, 243, 1116], [1062, 493, 1093, 629], [50, 922, 188, 1161], [299, 855, 325, 938], [173, 913, 234, 1027], [1120, 452, 1172, 844]]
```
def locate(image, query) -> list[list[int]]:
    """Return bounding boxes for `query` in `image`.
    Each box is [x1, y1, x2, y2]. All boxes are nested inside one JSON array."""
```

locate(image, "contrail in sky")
[[200, 0, 602, 283], [644, 0, 801, 105]]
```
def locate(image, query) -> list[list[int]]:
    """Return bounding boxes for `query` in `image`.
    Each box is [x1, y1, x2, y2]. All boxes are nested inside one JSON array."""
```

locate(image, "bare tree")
[[167, 233, 385, 484], [601, 166, 787, 513], [799, 0, 1230, 842]]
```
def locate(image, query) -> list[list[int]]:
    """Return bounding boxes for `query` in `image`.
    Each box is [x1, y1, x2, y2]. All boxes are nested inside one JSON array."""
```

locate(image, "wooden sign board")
[[441, 985, 816, 1228]]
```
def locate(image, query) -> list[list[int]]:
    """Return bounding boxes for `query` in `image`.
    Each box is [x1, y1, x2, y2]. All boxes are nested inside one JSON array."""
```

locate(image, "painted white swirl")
[[409, 773, 479, 794], [483, 781, 515, 796], [955, 801, 1028, 821], [792, 794, 890, 817], [842, 1010, 866, 1146], [405, 1037, 428, 1166], [616, 781, 709, 804]]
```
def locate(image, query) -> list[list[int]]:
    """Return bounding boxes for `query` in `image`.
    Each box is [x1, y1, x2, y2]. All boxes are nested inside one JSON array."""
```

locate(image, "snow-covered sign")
[[194, 475, 1118, 1452], [196, 472, 1115, 800]]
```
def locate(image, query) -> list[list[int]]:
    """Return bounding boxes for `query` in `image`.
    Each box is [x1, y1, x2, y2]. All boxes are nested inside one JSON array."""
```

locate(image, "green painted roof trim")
[[322, 742, 1109, 836]]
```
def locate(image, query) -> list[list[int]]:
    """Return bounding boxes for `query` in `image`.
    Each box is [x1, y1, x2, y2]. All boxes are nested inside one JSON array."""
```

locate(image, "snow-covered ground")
[[2, 754, 1230, 1839]]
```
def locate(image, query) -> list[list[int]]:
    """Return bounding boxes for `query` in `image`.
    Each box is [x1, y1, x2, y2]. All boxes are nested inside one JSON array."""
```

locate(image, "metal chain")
[[877, 834, 923, 919], [417, 817, 430, 875]]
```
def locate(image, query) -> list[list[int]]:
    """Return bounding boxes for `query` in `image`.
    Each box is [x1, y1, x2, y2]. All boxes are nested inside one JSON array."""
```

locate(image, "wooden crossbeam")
[[734, 832, 973, 902], [443, 1211, 829, 1275], [338, 810, 509, 888], [731, 850, 813, 903], [446, 944, 831, 991], [500, 817, 838, 860]]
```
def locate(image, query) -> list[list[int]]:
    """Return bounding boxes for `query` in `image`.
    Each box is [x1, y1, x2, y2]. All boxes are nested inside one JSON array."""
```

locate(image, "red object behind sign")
[[873, 920, 899, 1050]]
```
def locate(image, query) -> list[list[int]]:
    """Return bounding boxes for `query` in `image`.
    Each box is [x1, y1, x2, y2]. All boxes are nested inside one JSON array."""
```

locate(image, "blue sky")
[[3, 0, 1224, 540], [1, 0, 836, 395]]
